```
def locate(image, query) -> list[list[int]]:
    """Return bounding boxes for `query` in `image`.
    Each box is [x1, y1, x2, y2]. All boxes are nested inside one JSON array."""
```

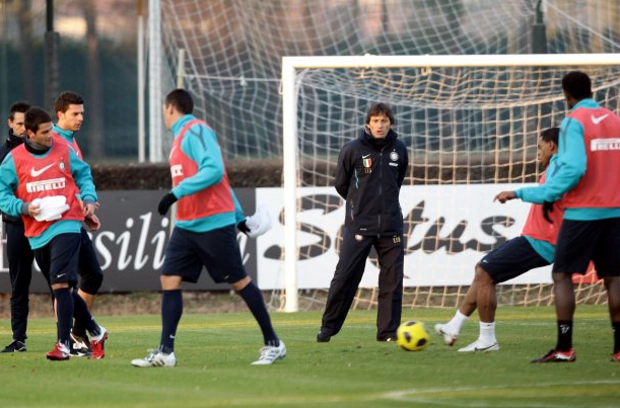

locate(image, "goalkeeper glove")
[[542, 201, 554, 223], [158, 192, 178, 215], [237, 220, 250, 235]]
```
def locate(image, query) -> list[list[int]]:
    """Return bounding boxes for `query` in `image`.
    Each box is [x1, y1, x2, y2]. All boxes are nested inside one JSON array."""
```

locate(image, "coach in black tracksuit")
[[318, 103, 409, 342], [0, 102, 38, 353]]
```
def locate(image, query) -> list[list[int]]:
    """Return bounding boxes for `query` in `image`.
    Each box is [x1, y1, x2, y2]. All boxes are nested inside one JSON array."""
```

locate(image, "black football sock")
[[556, 320, 573, 351], [613, 322, 620, 354], [159, 290, 183, 354], [54, 288, 74, 347], [72, 291, 99, 336], [238, 282, 278, 346]]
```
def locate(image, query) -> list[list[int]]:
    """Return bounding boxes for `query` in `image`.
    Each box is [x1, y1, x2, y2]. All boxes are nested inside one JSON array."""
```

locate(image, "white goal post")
[[281, 53, 620, 313]]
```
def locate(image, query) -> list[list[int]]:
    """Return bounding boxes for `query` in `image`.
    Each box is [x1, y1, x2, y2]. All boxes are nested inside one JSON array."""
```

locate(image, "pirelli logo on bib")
[[26, 177, 66, 193], [591, 138, 620, 151]]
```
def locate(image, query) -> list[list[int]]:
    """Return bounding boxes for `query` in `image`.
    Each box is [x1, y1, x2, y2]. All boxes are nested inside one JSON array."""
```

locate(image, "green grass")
[[1, 305, 619, 407]]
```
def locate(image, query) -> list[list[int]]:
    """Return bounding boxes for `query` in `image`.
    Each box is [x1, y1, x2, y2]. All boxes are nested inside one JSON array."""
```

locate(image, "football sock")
[[54, 288, 74, 346], [71, 291, 99, 336], [449, 310, 469, 334], [613, 321, 620, 354], [556, 320, 573, 351], [479, 321, 496, 343], [238, 282, 279, 346], [160, 290, 183, 354]]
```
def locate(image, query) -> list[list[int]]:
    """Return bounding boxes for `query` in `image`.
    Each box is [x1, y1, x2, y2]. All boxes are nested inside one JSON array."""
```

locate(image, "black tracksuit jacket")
[[335, 127, 409, 236]]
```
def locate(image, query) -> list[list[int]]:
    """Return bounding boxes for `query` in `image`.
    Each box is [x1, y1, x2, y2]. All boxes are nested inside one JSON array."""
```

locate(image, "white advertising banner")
[[255, 184, 554, 290]]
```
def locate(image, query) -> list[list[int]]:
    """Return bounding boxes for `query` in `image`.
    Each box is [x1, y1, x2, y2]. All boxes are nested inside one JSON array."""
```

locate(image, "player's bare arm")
[[494, 191, 516, 203]]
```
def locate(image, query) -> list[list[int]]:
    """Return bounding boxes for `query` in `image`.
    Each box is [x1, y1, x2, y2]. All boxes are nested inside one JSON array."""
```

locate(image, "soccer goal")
[[280, 53, 620, 312]]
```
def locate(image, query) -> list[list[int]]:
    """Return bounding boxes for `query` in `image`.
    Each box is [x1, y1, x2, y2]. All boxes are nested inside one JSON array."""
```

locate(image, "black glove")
[[542, 201, 554, 223], [158, 192, 178, 215], [237, 220, 250, 235]]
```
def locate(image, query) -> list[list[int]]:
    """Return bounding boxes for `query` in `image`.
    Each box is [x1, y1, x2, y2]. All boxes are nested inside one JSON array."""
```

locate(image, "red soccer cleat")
[[91, 327, 108, 360], [611, 351, 620, 362], [46, 342, 70, 361]]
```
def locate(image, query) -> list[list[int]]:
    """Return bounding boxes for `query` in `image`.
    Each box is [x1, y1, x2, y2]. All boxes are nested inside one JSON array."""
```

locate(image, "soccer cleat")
[[251, 340, 287, 365], [457, 339, 500, 353], [531, 348, 576, 363], [434, 323, 458, 346], [131, 350, 177, 368], [90, 326, 108, 359], [46, 342, 71, 361], [1, 340, 27, 353], [70, 332, 92, 357], [611, 351, 620, 362], [316, 331, 331, 343]]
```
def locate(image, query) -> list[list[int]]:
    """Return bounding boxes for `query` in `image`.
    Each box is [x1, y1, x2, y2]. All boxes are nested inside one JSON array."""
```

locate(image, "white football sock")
[[479, 321, 496, 343], [447, 310, 469, 334]]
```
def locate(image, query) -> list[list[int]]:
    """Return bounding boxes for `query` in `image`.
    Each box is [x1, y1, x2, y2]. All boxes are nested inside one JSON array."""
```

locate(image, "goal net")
[[279, 54, 620, 312], [154, 0, 620, 312]]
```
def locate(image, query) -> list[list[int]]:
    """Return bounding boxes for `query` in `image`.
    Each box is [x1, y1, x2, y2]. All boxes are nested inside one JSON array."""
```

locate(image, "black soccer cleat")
[[1, 340, 26, 353], [316, 330, 331, 343], [531, 348, 576, 363]]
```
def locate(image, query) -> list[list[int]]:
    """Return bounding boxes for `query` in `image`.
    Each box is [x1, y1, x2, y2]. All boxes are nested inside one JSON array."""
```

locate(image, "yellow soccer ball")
[[396, 320, 430, 351]]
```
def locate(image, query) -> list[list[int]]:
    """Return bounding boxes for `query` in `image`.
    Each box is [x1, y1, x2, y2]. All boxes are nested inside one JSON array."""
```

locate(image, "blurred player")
[[0, 107, 107, 360], [0, 101, 37, 353], [435, 127, 563, 352], [131, 89, 285, 367], [52, 91, 104, 356], [498, 71, 620, 363]]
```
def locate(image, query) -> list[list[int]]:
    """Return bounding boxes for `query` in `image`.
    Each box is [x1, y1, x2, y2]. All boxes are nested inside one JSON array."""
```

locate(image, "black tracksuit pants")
[[320, 227, 404, 340], [4, 221, 36, 342]]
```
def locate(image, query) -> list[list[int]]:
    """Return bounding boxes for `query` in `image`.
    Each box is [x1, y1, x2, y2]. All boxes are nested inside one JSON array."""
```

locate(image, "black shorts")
[[162, 225, 247, 284], [553, 218, 620, 277], [34, 233, 81, 286], [479, 236, 550, 284]]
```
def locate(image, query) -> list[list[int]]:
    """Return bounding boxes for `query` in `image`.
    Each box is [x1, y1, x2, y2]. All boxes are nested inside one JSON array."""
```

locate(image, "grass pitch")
[[0, 305, 619, 407]]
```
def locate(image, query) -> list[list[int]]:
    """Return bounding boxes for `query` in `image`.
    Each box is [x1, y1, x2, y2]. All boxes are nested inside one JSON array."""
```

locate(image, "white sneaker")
[[131, 350, 177, 367], [434, 323, 458, 346], [251, 340, 286, 365], [457, 339, 500, 353]]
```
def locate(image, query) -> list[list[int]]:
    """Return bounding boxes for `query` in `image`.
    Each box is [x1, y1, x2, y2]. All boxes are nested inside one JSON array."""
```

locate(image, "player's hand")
[[237, 220, 250, 235], [83, 202, 96, 217], [542, 201, 554, 223], [84, 213, 101, 231], [494, 191, 516, 203], [158, 192, 178, 215], [26, 202, 41, 217]]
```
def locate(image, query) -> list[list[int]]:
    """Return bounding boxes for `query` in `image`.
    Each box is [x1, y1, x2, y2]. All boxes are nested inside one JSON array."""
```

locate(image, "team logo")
[[171, 164, 183, 177], [362, 154, 372, 173], [390, 151, 399, 161], [355, 234, 363, 241], [59, 161, 66, 171]]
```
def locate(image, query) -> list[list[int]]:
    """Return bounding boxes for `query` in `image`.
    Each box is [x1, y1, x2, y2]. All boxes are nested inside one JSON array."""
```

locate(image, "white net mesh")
[[158, 0, 620, 310]]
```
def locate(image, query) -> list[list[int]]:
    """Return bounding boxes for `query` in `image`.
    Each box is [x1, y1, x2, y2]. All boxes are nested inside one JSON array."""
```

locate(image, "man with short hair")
[[498, 71, 620, 363], [0, 106, 107, 360], [0, 101, 36, 353], [131, 89, 285, 367], [52, 91, 104, 356], [436, 128, 563, 352], [317, 102, 409, 343]]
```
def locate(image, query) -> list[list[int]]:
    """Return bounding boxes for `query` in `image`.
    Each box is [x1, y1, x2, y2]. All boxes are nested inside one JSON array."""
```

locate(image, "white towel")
[[245, 202, 273, 238], [31, 195, 70, 222]]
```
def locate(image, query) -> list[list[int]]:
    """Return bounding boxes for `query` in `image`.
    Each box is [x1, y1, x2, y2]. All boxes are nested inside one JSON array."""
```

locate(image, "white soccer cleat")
[[434, 323, 458, 346], [457, 339, 500, 353], [251, 340, 286, 365], [131, 350, 177, 367]]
